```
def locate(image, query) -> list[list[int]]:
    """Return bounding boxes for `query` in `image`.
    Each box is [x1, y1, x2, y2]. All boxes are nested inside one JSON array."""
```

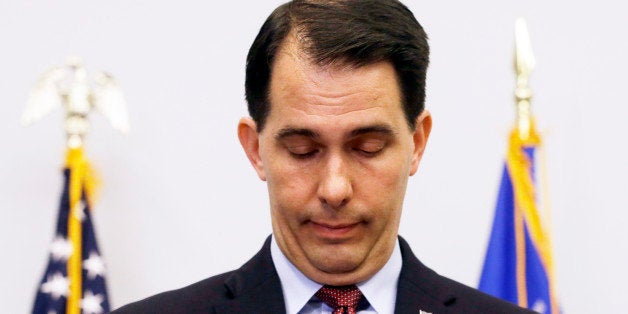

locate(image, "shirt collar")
[[271, 236, 322, 314], [271, 235, 402, 314]]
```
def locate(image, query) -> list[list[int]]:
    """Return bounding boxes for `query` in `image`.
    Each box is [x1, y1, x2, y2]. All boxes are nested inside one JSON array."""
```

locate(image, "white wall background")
[[1, 1, 626, 313]]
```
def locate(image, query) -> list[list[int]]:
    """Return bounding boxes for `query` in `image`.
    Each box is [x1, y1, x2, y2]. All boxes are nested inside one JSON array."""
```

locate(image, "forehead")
[[266, 38, 405, 133]]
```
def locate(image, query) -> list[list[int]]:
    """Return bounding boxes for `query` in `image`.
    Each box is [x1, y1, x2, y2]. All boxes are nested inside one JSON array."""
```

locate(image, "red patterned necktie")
[[315, 285, 363, 314]]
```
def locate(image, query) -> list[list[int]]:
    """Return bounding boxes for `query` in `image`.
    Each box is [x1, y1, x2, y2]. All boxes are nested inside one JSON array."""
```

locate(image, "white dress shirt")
[[270, 236, 402, 314]]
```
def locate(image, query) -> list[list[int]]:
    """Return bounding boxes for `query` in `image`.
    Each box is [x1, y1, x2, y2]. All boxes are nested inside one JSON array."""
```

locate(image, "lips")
[[309, 221, 360, 239]]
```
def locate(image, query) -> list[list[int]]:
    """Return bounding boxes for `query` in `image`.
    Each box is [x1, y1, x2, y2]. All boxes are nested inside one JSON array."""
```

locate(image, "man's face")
[[238, 40, 431, 285]]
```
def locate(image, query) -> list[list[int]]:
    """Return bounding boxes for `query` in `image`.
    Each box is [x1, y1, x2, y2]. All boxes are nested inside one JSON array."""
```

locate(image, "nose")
[[317, 153, 353, 210]]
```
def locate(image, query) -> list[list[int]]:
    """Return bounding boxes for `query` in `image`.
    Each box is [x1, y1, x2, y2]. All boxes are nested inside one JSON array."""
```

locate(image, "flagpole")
[[512, 19, 559, 313], [514, 18, 535, 142]]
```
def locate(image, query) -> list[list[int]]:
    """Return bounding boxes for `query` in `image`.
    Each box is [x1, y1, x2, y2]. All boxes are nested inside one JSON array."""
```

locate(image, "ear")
[[237, 117, 267, 181], [409, 110, 432, 176]]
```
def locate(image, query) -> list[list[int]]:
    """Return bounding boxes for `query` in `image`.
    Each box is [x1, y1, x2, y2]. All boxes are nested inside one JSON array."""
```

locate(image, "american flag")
[[33, 155, 110, 314]]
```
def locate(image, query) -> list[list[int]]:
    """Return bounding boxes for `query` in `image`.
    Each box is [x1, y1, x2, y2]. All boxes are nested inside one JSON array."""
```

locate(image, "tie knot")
[[315, 285, 363, 314]]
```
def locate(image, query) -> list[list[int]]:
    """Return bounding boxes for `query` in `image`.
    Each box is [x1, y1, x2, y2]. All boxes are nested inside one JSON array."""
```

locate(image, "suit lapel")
[[394, 237, 457, 314], [214, 236, 286, 314]]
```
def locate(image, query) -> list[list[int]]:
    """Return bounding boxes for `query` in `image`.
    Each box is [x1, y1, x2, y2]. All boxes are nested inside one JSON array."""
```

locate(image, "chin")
[[310, 250, 364, 274]]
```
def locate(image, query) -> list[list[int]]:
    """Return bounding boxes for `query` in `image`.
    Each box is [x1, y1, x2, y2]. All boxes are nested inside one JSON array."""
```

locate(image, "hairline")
[[260, 31, 418, 134]]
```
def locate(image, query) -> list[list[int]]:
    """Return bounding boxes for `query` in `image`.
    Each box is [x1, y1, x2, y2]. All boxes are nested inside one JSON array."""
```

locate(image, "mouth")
[[309, 221, 360, 240]]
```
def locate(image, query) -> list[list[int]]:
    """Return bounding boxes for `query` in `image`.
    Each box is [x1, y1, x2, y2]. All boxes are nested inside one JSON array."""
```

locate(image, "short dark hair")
[[245, 0, 429, 131]]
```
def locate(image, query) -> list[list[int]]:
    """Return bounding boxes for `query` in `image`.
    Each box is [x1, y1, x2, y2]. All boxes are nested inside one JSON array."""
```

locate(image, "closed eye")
[[283, 142, 321, 160], [289, 149, 319, 159], [276, 128, 321, 160], [351, 138, 387, 157]]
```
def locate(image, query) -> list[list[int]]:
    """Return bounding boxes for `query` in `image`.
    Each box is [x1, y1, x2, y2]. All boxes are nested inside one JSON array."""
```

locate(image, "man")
[[114, 1, 534, 313]]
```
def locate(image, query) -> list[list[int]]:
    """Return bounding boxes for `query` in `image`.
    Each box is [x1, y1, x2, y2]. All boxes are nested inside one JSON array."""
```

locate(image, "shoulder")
[[111, 271, 234, 314], [111, 237, 282, 314], [419, 270, 536, 313], [397, 237, 535, 314]]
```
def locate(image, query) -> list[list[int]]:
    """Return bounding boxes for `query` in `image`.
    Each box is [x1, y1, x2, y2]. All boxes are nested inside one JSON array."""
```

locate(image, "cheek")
[[356, 156, 410, 214], [265, 157, 318, 212], [364, 151, 410, 186]]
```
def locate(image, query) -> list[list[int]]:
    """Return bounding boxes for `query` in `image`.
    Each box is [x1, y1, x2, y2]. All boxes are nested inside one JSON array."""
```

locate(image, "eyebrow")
[[275, 128, 319, 141], [349, 125, 396, 137], [274, 124, 396, 141]]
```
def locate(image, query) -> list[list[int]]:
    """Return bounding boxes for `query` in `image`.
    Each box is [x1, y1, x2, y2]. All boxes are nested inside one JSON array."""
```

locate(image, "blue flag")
[[479, 130, 559, 313], [33, 149, 110, 314]]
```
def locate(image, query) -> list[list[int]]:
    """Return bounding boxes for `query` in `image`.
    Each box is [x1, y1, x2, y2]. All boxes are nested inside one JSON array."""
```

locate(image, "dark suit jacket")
[[113, 236, 535, 313]]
